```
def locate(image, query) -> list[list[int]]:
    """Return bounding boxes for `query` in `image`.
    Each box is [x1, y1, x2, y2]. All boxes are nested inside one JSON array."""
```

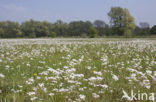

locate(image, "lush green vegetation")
[[0, 7, 156, 38], [0, 38, 156, 102]]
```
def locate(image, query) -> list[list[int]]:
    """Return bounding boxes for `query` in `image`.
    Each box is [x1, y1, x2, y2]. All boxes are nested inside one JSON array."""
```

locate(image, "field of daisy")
[[0, 38, 156, 102]]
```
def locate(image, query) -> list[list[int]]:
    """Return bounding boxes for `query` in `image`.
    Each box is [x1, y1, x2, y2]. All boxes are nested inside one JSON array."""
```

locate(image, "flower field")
[[0, 38, 156, 102]]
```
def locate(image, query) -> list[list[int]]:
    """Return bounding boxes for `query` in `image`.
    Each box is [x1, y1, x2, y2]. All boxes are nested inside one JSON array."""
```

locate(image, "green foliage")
[[81, 33, 88, 38], [0, 28, 4, 38], [0, 39, 156, 101], [108, 7, 136, 37], [21, 19, 53, 38], [53, 20, 68, 37], [50, 32, 56, 38], [94, 20, 109, 36], [89, 27, 98, 38], [150, 25, 156, 35], [0, 6, 154, 38], [0, 21, 22, 38], [68, 21, 93, 37], [123, 8, 136, 37]]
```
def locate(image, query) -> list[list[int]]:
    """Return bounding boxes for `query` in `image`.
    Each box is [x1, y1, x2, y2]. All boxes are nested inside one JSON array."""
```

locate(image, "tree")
[[68, 21, 93, 36], [21, 19, 53, 38], [0, 28, 4, 38], [0, 21, 22, 38], [21, 19, 36, 38], [137, 22, 150, 35], [108, 7, 136, 37], [53, 20, 68, 37], [150, 25, 156, 35], [50, 32, 56, 37], [123, 8, 136, 37], [93, 20, 109, 36], [94, 20, 106, 28], [89, 27, 98, 38]]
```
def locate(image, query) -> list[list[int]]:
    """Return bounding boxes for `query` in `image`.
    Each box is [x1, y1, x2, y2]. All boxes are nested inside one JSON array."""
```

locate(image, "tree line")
[[0, 7, 156, 38]]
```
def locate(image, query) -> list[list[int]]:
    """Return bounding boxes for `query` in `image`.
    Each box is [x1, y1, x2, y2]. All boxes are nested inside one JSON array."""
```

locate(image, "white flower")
[[146, 70, 152, 75], [92, 93, 100, 98], [38, 83, 44, 88], [27, 92, 36, 96], [87, 66, 91, 70], [154, 71, 156, 77], [49, 93, 54, 96], [66, 68, 76, 73], [32, 87, 38, 91], [112, 74, 119, 81], [26, 63, 30, 67], [26, 78, 34, 85], [0, 73, 5, 78], [79, 88, 84, 91], [58, 88, 68, 93], [141, 79, 151, 89], [63, 66, 68, 69], [30, 96, 38, 101], [18, 85, 23, 88], [93, 71, 102, 76], [5, 65, 10, 68], [100, 84, 108, 88], [36, 76, 41, 79], [89, 76, 103, 82], [79, 94, 85, 100]]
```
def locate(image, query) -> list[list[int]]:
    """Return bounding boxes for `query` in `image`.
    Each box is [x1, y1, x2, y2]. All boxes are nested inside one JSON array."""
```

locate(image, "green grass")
[[0, 38, 156, 102]]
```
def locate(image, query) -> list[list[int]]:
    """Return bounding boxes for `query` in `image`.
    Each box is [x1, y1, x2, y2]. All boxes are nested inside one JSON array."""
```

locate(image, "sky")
[[0, 0, 156, 26]]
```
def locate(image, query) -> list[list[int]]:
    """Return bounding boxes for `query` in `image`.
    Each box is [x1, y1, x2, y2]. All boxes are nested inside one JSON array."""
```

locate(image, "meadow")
[[0, 38, 156, 102]]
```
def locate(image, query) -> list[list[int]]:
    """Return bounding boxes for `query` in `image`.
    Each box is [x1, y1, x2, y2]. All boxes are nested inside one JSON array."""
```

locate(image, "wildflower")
[[34, 73, 37, 76], [154, 71, 156, 76], [79, 94, 85, 100], [5, 65, 10, 68], [100, 84, 108, 88], [26, 78, 34, 85], [27, 92, 36, 96], [30, 96, 38, 101], [38, 83, 44, 87], [92, 93, 100, 98], [89, 76, 103, 82], [63, 66, 68, 69], [146, 70, 152, 75], [93, 70, 97, 73], [49, 93, 54, 96], [0, 73, 5, 78], [87, 66, 91, 70], [94, 71, 102, 76], [26, 63, 31, 67], [112, 74, 119, 81]]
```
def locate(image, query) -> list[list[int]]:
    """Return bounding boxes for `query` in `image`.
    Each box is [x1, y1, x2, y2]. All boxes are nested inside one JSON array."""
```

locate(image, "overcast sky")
[[0, 0, 156, 26]]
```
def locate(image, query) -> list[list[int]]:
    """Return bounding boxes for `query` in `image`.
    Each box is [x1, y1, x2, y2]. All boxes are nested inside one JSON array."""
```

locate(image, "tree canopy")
[[0, 7, 155, 38], [108, 7, 136, 37]]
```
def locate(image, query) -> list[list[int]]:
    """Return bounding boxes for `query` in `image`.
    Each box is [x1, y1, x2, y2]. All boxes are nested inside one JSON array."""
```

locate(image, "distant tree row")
[[0, 7, 156, 38]]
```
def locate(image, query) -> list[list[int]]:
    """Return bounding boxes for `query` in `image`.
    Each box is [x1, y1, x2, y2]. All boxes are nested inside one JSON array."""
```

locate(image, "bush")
[[89, 27, 98, 38], [150, 25, 156, 35], [51, 32, 56, 38], [81, 33, 88, 38]]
